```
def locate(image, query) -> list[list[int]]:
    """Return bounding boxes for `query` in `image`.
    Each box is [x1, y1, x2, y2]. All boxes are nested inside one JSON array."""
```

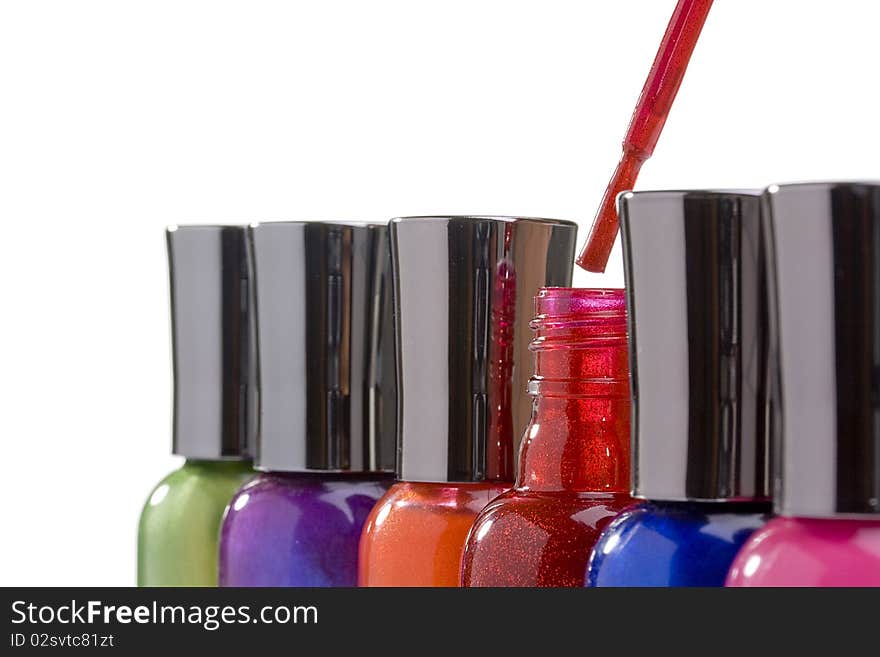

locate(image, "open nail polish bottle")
[[138, 225, 256, 587], [358, 216, 577, 586], [218, 222, 396, 587], [727, 182, 880, 587], [586, 191, 772, 587], [461, 287, 634, 587]]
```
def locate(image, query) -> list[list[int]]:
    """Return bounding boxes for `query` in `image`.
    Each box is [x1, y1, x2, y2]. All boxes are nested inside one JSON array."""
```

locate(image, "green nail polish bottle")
[[137, 225, 255, 586]]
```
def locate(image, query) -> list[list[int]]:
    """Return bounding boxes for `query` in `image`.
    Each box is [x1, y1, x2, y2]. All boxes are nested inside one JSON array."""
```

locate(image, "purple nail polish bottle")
[[218, 222, 396, 587]]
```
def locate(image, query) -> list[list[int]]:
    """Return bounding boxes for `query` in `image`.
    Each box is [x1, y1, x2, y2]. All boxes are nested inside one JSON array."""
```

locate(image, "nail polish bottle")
[[218, 222, 396, 587], [586, 191, 772, 587], [461, 288, 634, 587], [358, 216, 578, 587], [727, 182, 880, 587], [138, 225, 256, 587]]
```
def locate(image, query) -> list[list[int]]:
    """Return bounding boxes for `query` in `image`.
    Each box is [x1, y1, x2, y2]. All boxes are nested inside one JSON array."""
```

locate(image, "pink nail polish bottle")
[[727, 182, 880, 587]]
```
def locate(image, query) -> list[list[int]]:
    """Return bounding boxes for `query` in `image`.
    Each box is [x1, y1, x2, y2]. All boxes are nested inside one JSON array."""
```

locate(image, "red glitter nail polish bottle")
[[461, 288, 634, 587]]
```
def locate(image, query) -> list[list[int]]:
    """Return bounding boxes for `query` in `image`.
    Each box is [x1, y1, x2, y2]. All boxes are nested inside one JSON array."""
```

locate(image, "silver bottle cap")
[[765, 182, 880, 517], [391, 216, 577, 483], [249, 221, 396, 473], [620, 191, 771, 502], [167, 225, 255, 460]]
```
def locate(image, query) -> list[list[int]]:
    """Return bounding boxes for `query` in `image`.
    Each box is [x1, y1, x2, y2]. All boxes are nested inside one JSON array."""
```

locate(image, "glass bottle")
[[358, 216, 578, 586], [139, 460, 253, 586], [219, 222, 396, 587], [727, 183, 880, 586], [461, 288, 634, 587], [587, 191, 772, 587], [138, 225, 255, 586]]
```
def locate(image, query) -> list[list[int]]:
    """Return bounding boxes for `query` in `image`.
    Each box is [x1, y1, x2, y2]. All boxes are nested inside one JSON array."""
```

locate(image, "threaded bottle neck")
[[529, 288, 628, 397], [519, 288, 631, 493]]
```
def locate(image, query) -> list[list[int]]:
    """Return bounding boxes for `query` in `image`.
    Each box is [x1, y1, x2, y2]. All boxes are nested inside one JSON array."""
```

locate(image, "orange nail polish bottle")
[[358, 216, 577, 586]]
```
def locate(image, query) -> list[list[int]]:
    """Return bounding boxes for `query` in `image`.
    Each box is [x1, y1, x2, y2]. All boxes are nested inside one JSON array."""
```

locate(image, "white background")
[[0, 0, 877, 585]]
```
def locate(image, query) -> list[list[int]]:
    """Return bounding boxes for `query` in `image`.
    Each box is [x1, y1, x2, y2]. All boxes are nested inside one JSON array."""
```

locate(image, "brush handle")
[[577, 0, 714, 273], [624, 0, 714, 158]]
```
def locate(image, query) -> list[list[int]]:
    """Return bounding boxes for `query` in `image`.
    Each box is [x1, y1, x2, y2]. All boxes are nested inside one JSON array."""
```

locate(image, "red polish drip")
[[577, 0, 714, 272], [486, 225, 517, 481]]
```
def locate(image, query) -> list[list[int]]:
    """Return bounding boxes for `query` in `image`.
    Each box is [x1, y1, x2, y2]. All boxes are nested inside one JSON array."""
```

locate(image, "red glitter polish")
[[461, 288, 634, 587]]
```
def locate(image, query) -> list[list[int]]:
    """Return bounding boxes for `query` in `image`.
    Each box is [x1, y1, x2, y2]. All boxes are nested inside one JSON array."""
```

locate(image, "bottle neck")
[[183, 458, 253, 472], [518, 288, 630, 493], [518, 385, 630, 493]]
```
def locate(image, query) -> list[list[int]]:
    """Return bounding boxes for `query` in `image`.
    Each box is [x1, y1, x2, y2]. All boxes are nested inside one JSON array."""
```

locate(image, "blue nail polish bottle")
[[587, 501, 768, 586], [586, 191, 772, 587]]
